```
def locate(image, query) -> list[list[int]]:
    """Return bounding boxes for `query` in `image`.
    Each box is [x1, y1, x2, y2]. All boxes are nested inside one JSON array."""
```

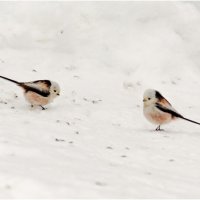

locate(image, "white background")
[[0, 1, 200, 198]]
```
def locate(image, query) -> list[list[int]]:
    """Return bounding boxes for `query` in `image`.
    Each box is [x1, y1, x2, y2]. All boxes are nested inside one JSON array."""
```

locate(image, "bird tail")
[[180, 116, 200, 125], [155, 103, 200, 126], [0, 75, 20, 84]]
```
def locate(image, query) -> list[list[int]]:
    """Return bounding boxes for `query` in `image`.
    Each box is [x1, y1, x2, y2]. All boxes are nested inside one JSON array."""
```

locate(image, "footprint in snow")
[[95, 181, 107, 187], [55, 138, 65, 142]]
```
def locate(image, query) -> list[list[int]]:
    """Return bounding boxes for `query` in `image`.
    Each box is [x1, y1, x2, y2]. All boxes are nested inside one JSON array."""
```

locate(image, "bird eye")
[[148, 98, 151, 100], [54, 90, 57, 92]]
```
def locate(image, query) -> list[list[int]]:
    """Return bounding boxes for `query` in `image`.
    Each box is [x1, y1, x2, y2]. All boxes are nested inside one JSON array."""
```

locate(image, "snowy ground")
[[1, 1, 200, 198]]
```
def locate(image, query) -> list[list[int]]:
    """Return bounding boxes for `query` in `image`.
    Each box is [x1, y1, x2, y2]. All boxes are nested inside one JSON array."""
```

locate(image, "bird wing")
[[156, 102, 200, 125], [159, 98, 172, 107], [25, 80, 51, 91], [157, 95, 180, 113], [155, 103, 183, 118], [155, 91, 172, 107], [19, 80, 51, 97]]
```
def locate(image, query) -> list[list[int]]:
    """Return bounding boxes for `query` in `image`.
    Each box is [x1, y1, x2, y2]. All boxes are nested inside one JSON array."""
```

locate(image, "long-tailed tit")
[[0, 75, 60, 110], [143, 89, 200, 131]]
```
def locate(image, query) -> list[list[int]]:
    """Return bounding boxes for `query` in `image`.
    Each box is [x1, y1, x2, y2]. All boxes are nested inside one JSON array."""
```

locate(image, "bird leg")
[[40, 105, 47, 110], [155, 125, 164, 131]]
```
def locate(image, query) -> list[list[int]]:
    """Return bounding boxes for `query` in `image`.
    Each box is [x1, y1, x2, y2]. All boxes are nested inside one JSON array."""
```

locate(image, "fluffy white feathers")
[[143, 89, 200, 130], [0, 76, 60, 109]]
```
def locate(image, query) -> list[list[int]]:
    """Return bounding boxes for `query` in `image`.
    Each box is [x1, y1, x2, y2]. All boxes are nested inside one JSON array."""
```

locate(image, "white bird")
[[143, 89, 200, 131], [0, 75, 60, 110]]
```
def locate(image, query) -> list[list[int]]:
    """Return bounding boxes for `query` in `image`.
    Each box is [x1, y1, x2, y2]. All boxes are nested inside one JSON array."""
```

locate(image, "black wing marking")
[[32, 80, 51, 87], [24, 80, 51, 91], [19, 83, 50, 97], [155, 91, 171, 106], [0, 76, 51, 97], [155, 103, 183, 118], [156, 103, 200, 125]]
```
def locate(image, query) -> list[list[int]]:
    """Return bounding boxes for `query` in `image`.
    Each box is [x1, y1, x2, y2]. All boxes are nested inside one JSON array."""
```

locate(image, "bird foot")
[[40, 105, 47, 110], [30, 105, 35, 109], [155, 125, 164, 131]]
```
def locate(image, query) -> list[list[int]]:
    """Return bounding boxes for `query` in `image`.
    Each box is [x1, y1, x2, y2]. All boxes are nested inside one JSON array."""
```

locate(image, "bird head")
[[50, 81, 60, 99], [143, 89, 160, 107]]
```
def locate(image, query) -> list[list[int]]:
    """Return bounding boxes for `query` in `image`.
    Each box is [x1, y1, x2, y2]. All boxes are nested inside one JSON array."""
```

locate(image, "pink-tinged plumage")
[[143, 89, 200, 131], [0, 75, 60, 109], [24, 91, 50, 106]]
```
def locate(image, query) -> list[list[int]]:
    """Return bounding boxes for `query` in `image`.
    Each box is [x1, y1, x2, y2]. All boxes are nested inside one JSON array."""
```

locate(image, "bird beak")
[[143, 99, 146, 102]]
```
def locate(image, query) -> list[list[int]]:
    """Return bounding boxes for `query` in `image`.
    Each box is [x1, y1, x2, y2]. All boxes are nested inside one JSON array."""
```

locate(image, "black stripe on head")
[[155, 90, 164, 100]]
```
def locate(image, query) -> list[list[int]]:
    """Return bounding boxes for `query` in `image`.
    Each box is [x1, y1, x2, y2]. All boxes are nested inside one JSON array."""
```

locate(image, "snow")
[[1, 1, 200, 198]]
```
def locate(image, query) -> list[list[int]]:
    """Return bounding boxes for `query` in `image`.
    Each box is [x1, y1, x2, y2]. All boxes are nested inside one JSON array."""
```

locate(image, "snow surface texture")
[[1, 1, 200, 198]]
